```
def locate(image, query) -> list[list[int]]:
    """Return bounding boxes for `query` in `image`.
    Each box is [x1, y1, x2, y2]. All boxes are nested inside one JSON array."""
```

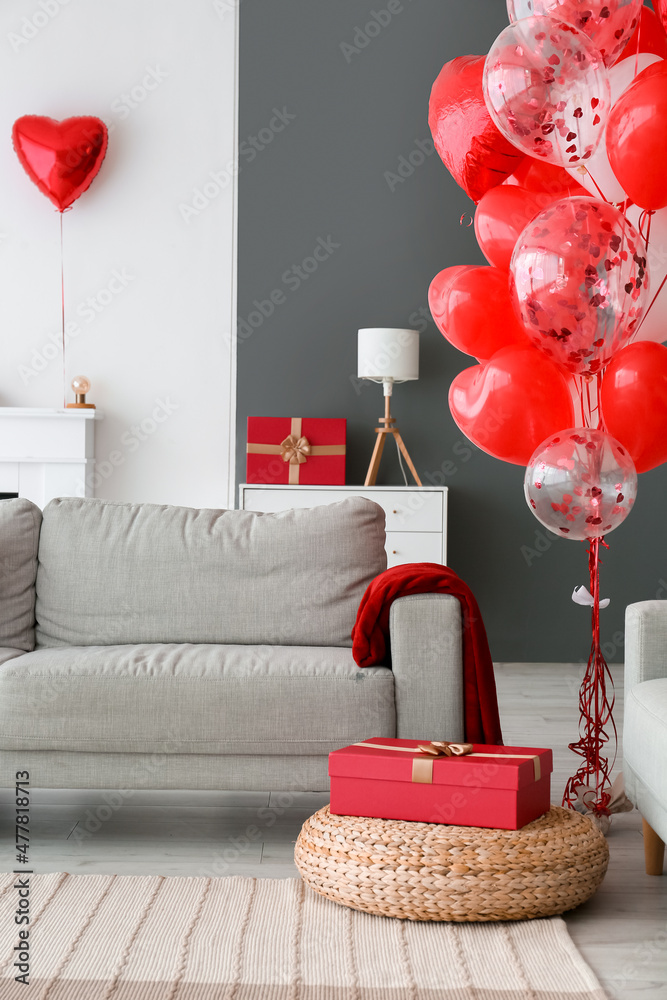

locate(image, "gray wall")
[[236, 0, 667, 662]]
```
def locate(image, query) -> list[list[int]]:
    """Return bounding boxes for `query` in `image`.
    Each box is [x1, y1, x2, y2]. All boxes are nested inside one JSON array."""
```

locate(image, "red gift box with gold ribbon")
[[329, 738, 553, 830], [246, 417, 346, 485]]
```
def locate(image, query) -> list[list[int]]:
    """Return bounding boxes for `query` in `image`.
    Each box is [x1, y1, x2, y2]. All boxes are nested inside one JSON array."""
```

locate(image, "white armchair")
[[624, 601, 667, 875]]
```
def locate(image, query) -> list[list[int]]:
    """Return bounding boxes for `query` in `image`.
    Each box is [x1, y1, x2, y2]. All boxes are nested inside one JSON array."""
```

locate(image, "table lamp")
[[357, 328, 421, 486]]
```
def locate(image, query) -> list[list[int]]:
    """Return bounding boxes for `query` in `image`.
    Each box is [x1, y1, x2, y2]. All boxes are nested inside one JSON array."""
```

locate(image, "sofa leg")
[[642, 818, 665, 875]]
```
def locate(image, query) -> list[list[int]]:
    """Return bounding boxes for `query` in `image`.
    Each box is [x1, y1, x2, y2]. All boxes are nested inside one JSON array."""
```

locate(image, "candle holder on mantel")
[[65, 375, 95, 409]]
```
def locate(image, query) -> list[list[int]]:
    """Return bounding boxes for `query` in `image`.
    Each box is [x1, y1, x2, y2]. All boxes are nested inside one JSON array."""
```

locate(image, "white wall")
[[0, 0, 237, 508]]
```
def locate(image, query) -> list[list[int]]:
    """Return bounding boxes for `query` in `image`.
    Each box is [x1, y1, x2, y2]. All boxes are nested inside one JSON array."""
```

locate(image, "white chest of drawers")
[[238, 485, 448, 567]]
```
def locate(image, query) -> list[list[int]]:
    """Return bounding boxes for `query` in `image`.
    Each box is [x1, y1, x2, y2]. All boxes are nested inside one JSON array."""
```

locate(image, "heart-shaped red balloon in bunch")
[[601, 341, 667, 473], [12, 115, 108, 212], [653, 0, 667, 37], [429, 265, 532, 361], [448, 345, 575, 466], [506, 158, 591, 200], [474, 186, 546, 271], [428, 55, 525, 203], [619, 6, 667, 62]]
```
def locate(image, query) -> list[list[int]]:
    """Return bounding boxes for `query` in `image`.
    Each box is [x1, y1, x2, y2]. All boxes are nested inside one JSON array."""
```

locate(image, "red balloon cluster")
[[428, 1, 667, 496]]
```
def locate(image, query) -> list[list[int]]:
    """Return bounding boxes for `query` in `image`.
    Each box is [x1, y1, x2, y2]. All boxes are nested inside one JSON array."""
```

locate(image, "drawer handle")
[[392, 509, 397, 514], [392, 550, 397, 554]]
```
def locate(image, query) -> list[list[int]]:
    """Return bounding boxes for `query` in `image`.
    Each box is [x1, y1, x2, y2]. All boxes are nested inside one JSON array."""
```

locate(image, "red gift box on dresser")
[[246, 417, 346, 485], [329, 738, 553, 830]]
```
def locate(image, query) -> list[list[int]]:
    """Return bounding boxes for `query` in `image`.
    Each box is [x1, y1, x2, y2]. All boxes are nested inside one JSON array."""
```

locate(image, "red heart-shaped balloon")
[[474, 186, 546, 271], [428, 55, 525, 203], [619, 6, 667, 62], [601, 341, 667, 473], [448, 346, 575, 466], [12, 115, 108, 212], [429, 264, 532, 361], [505, 158, 591, 199]]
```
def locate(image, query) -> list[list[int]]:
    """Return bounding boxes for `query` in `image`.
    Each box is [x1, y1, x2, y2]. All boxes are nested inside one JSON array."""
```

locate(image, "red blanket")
[[351, 563, 503, 745]]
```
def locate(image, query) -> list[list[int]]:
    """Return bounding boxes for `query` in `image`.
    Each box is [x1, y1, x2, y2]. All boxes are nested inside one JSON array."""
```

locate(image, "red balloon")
[[475, 186, 545, 271], [607, 61, 667, 210], [12, 115, 108, 212], [601, 341, 667, 473], [507, 158, 591, 200], [619, 6, 667, 61], [429, 265, 531, 361], [428, 55, 525, 204], [654, 0, 667, 38], [448, 345, 575, 466]]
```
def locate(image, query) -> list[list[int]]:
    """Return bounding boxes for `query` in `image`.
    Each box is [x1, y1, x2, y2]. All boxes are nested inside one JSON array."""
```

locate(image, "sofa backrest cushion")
[[0, 498, 42, 651], [35, 496, 387, 648]]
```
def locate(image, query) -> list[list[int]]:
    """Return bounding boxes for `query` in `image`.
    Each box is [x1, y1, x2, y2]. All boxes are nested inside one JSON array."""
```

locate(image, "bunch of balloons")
[[428, 0, 667, 821], [429, 0, 667, 529]]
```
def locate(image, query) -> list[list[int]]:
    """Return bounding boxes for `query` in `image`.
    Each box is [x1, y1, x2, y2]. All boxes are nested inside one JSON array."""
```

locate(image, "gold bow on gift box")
[[280, 434, 311, 466], [352, 740, 541, 784], [247, 417, 346, 485], [416, 741, 473, 758]]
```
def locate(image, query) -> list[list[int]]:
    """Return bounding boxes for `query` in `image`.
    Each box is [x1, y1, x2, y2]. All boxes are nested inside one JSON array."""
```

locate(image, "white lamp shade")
[[357, 328, 419, 382]]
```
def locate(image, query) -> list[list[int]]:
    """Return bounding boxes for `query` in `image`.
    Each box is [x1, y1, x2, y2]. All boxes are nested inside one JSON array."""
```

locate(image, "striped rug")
[[0, 872, 606, 998]]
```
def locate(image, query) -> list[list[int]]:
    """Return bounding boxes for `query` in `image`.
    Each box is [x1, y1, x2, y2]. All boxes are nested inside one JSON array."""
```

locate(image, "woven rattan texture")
[[295, 805, 609, 922]]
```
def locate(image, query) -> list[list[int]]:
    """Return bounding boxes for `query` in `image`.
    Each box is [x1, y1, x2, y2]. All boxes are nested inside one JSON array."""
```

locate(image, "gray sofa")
[[0, 496, 463, 791], [624, 601, 667, 875]]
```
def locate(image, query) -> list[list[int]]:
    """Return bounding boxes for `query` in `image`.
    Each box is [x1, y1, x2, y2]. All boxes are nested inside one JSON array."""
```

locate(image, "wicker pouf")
[[295, 805, 609, 922]]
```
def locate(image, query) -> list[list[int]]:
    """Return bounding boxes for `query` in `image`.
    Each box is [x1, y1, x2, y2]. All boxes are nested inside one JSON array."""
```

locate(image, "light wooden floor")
[[1, 662, 665, 998]]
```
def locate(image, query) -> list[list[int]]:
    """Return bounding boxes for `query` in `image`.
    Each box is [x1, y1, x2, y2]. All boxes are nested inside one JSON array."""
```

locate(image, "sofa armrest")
[[389, 593, 464, 741], [625, 601, 667, 691]]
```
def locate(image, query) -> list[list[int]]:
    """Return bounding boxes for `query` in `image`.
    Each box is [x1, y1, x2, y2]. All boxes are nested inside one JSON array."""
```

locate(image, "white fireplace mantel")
[[0, 407, 102, 508]]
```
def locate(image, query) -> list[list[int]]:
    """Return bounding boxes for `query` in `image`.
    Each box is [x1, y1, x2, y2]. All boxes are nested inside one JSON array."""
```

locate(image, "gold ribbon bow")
[[280, 434, 311, 466], [352, 740, 541, 784], [417, 741, 473, 758]]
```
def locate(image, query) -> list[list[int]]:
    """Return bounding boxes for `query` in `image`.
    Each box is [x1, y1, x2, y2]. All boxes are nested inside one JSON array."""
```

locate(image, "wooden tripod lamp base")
[[357, 328, 421, 487], [364, 391, 422, 487]]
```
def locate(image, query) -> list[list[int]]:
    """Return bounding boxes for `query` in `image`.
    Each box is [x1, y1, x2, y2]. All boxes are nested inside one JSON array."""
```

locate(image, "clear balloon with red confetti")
[[510, 196, 649, 375], [506, 1, 642, 67], [484, 16, 611, 168], [524, 427, 637, 540]]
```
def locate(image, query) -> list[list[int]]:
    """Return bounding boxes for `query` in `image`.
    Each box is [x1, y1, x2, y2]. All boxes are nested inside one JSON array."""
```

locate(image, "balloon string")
[[60, 211, 66, 408], [583, 167, 609, 204], [638, 208, 653, 249], [576, 377, 585, 426], [562, 536, 617, 817], [583, 376, 597, 429]]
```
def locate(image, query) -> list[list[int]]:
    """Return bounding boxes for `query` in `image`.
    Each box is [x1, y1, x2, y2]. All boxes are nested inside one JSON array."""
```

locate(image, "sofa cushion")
[[35, 496, 387, 648], [0, 643, 395, 754], [624, 678, 667, 811], [0, 498, 42, 651], [0, 648, 25, 667]]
